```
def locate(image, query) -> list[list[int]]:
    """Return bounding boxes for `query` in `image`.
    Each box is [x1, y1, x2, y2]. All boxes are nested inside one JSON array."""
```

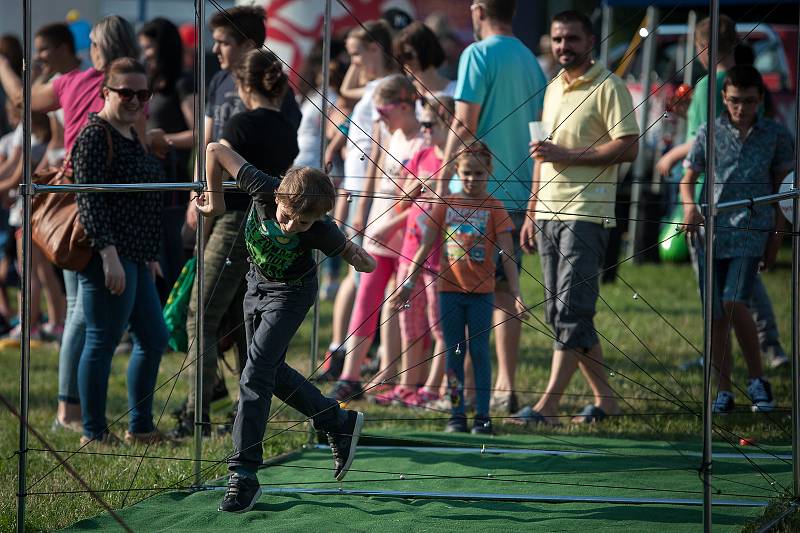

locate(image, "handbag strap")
[[61, 119, 114, 176]]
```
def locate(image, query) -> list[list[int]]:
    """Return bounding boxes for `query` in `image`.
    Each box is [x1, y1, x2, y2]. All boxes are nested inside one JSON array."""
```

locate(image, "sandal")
[[572, 404, 607, 424], [509, 405, 560, 426]]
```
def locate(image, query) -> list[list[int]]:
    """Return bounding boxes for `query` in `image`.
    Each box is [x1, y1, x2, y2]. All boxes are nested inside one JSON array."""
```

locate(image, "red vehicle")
[[618, 22, 798, 168]]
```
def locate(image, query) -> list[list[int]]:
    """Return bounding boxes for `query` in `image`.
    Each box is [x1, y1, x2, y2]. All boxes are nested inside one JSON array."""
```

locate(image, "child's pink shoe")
[[413, 389, 439, 407]]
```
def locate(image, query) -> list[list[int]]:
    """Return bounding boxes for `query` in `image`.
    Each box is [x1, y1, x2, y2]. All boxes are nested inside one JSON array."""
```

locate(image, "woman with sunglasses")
[[0, 16, 145, 435], [394, 22, 456, 101], [72, 58, 169, 445]]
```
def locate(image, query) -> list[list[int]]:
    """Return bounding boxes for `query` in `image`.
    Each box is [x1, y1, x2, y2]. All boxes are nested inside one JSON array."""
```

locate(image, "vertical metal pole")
[[627, 6, 658, 258], [308, 0, 332, 445], [137, 0, 147, 25], [684, 11, 697, 86], [702, 0, 720, 530], [791, 0, 800, 500], [600, 3, 612, 67], [193, 0, 206, 486], [17, 0, 32, 529]]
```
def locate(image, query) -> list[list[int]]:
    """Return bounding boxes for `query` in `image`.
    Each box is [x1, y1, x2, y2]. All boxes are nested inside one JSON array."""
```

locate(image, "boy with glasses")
[[681, 65, 794, 413]]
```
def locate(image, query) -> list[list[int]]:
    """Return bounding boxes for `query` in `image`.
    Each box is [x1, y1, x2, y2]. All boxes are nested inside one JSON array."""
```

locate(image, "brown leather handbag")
[[30, 124, 113, 272]]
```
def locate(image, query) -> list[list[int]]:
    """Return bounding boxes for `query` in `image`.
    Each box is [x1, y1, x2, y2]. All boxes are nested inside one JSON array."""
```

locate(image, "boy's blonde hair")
[[455, 141, 493, 173], [275, 166, 336, 218]]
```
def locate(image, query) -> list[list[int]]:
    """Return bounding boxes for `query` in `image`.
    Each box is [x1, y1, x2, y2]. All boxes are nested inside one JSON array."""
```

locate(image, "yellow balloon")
[[66, 9, 80, 22]]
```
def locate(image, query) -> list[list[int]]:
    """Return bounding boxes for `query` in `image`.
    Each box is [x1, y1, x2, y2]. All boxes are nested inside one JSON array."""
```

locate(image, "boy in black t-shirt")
[[198, 142, 376, 513]]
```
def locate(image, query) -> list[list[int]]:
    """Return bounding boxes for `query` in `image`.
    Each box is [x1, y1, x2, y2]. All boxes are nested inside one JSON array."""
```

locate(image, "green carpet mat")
[[63, 432, 792, 532]]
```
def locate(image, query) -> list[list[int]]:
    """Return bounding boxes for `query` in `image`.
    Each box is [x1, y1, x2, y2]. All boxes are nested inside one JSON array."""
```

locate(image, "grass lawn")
[[0, 250, 797, 531]]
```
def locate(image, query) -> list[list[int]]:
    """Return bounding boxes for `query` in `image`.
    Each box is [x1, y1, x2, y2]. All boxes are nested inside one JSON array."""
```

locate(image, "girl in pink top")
[[376, 96, 454, 407], [332, 75, 423, 403]]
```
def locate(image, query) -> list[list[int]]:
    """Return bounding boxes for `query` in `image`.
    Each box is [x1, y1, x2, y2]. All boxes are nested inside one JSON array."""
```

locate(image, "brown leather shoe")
[[79, 432, 122, 447], [124, 430, 173, 445]]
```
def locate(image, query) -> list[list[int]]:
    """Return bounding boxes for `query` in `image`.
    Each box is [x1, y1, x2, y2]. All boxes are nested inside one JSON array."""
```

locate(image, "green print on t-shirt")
[[245, 210, 304, 280]]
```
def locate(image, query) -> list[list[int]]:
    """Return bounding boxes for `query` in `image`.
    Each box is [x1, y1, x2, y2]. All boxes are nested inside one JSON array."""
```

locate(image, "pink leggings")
[[347, 255, 399, 339]]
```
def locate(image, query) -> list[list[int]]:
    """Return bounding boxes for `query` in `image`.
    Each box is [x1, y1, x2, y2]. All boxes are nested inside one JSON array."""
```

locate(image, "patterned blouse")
[[687, 113, 794, 258], [73, 113, 163, 262]]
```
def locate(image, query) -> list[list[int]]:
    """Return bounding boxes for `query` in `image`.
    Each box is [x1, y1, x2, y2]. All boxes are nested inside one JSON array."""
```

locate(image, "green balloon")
[[659, 207, 689, 263]]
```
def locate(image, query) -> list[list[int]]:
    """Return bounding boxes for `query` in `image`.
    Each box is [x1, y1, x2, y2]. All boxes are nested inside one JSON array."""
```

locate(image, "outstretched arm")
[[341, 240, 376, 273], [195, 142, 247, 217]]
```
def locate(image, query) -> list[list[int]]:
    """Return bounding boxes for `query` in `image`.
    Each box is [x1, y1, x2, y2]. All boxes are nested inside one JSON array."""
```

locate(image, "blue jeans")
[[439, 291, 494, 418], [78, 254, 169, 438], [57, 270, 85, 404]]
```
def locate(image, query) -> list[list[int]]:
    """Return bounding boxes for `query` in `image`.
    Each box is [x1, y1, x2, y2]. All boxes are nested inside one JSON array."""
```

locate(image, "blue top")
[[455, 35, 547, 213], [687, 113, 794, 258]]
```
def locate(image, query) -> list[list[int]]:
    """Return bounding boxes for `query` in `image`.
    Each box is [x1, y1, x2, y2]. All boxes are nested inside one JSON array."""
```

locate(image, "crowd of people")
[[0, 0, 793, 483]]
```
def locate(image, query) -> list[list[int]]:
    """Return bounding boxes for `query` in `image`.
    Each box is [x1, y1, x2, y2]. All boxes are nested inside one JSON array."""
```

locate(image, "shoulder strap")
[[79, 121, 114, 170]]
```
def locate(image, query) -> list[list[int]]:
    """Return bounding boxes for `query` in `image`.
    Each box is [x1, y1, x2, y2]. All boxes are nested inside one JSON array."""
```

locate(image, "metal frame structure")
[[13, 1, 800, 532]]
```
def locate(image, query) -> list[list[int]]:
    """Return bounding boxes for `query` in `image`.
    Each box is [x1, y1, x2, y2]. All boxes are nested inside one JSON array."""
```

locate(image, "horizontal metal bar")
[[713, 188, 800, 213], [202, 485, 768, 507], [327, 444, 791, 461], [29, 181, 239, 194], [312, 444, 602, 457]]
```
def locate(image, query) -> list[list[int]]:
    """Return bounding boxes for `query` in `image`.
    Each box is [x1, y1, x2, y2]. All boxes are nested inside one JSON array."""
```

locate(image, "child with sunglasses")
[[332, 74, 423, 404], [393, 143, 527, 434]]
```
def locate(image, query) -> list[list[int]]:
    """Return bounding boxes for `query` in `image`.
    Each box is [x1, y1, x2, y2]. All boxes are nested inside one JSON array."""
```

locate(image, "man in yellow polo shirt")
[[515, 10, 639, 425]]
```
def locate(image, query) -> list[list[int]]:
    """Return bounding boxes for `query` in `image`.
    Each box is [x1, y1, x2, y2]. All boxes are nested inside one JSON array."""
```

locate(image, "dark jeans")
[[229, 267, 345, 472], [77, 254, 169, 438], [440, 291, 494, 418], [185, 211, 249, 416]]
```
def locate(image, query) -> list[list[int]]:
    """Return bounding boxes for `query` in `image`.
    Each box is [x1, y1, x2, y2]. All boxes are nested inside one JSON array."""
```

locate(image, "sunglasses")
[[376, 102, 403, 117], [106, 86, 153, 103], [420, 121, 436, 130], [400, 50, 417, 63]]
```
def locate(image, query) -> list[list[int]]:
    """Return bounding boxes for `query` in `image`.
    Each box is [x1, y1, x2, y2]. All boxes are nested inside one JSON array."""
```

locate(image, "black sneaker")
[[327, 410, 364, 481], [218, 473, 261, 513], [332, 380, 364, 403], [445, 414, 468, 433], [471, 415, 493, 435], [317, 348, 346, 382]]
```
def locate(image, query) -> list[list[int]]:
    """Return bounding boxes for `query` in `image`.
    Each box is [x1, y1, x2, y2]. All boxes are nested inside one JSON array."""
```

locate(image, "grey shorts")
[[536, 219, 608, 351]]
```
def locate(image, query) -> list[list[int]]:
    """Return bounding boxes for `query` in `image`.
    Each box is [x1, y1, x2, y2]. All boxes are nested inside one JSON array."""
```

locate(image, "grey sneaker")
[[712, 391, 735, 414], [763, 345, 789, 370], [747, 377, 775, 413]]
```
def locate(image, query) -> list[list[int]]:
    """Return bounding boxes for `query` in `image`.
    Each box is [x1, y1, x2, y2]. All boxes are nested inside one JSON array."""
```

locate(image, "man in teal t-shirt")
[[454, 32, 546, 213], [440, 0, 547, 412]]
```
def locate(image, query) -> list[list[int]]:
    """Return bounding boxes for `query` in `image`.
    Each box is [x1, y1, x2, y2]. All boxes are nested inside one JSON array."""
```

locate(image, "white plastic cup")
[[528, 121, 549, 143]]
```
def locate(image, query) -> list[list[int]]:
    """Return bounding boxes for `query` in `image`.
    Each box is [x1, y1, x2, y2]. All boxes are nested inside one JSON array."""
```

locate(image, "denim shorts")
[[696, 253, 760, 319]]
